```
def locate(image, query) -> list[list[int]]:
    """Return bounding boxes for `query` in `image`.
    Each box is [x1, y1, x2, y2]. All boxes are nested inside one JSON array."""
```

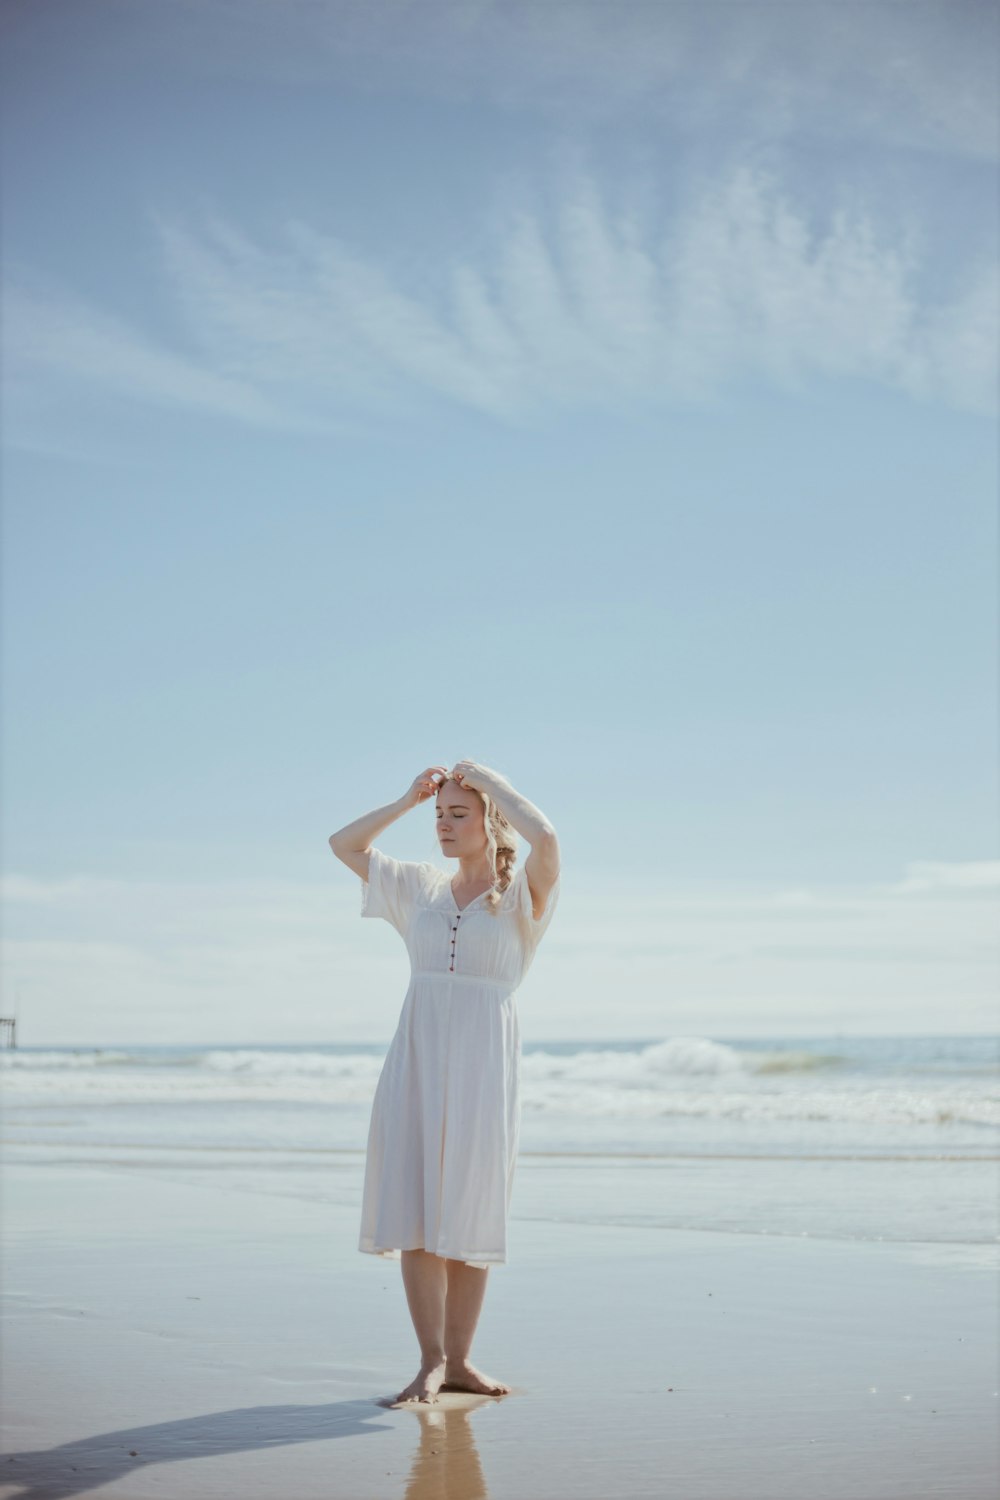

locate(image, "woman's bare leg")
[[394, 1249, 448, 1404], [442, 1260, 510, 1396]]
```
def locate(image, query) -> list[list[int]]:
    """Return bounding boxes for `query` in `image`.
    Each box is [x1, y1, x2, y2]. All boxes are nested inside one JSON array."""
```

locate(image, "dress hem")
[[358, 1237, 504, 1270]]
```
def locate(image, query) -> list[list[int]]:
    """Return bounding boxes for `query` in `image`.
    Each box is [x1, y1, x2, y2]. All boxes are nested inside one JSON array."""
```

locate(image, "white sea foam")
[[521, 1036, 750, 1082], [1, 1037, 996, 1128], [0, 1049, 135, 1069], [521, 1081, 1000, 1127]]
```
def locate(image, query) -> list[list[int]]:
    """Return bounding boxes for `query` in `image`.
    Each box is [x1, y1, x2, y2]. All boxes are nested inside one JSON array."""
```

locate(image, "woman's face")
[[435, 780, 486, 858]]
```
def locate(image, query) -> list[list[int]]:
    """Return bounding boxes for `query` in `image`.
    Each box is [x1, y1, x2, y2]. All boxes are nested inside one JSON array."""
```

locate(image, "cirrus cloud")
[[5, 161, 996, 445]]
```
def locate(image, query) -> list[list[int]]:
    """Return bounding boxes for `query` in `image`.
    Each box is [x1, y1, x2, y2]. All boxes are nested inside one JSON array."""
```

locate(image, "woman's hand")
[[451, 761, 510, 796], [404, 766, 449, 809]]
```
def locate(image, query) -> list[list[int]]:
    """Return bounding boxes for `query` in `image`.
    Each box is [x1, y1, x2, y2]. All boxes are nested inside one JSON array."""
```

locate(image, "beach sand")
[[1, 1156, 996, 1499]]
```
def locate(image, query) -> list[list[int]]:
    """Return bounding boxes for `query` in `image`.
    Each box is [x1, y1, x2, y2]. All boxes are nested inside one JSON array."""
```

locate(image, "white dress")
[[358, 848, 560, 1269]]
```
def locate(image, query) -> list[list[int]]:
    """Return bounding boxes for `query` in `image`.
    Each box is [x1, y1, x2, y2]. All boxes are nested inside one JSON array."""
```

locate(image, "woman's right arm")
[[328, 766, 447, 881]]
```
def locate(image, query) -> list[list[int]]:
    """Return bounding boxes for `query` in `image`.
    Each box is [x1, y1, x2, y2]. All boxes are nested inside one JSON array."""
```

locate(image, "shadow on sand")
[[2, 1390, 499, 1499]]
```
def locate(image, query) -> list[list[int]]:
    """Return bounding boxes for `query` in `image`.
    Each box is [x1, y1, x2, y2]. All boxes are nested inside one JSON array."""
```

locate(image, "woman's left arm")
[[452, 761, 560, 913]]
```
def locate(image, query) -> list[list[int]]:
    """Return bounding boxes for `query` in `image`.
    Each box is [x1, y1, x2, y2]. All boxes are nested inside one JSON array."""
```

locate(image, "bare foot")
[[392, 1358, 447, 1406], [442, 1358, 510, 1396]]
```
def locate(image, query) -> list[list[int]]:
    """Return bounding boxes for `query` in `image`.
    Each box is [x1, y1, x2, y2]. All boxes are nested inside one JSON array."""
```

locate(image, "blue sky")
[[2, 0, 997, 1045]]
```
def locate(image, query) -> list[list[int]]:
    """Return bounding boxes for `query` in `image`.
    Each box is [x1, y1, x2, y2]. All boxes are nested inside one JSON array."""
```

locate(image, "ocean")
[[2, 1034, 997, 1262]]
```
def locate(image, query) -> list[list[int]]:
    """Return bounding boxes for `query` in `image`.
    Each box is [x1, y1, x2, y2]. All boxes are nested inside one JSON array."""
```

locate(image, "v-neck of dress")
[[449, 881, 490, 913]]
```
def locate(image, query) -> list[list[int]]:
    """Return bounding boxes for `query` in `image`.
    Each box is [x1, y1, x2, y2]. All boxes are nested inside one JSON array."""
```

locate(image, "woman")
[[329, 759, 561, 1407]]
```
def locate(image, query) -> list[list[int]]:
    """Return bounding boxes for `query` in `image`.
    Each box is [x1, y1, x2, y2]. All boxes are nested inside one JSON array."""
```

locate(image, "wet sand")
[[1, 1156, 996, 1499]]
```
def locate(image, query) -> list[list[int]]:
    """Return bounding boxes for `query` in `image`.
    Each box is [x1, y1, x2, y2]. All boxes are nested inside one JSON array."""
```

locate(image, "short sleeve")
[[512, 862, 560, 957], [361, 848, 437, 938]]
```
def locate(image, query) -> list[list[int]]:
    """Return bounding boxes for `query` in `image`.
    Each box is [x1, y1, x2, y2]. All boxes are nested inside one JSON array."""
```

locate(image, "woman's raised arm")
[[328, 766, 447, 880], [451, 761, 560, 918]]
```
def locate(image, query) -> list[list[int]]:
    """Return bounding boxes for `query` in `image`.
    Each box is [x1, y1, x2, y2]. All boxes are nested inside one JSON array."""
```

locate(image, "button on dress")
[[358, 847, 560, 1269]]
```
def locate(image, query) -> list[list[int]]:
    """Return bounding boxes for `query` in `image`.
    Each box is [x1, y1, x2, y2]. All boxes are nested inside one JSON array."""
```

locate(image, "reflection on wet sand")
[[376, 1389, 502, 1500]]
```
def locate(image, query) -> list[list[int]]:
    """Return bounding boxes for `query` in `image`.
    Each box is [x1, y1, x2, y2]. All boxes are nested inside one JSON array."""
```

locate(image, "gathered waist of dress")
[[410, 969, 518, 995]]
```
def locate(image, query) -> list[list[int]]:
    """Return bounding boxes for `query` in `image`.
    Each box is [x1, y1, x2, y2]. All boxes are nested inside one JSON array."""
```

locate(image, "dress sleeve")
[[512, 862, 560, 957], [361, 848, 436, 938]]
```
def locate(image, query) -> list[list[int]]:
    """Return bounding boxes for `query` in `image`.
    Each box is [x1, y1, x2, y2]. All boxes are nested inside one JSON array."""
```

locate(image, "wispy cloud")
[[1, 278, 303, 428], [5, 162, 996, 441], [886, 859, 1000, 895]]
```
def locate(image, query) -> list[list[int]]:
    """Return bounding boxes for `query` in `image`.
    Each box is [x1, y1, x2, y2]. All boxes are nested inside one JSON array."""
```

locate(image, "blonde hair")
[[436, 772, 519, 917]]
